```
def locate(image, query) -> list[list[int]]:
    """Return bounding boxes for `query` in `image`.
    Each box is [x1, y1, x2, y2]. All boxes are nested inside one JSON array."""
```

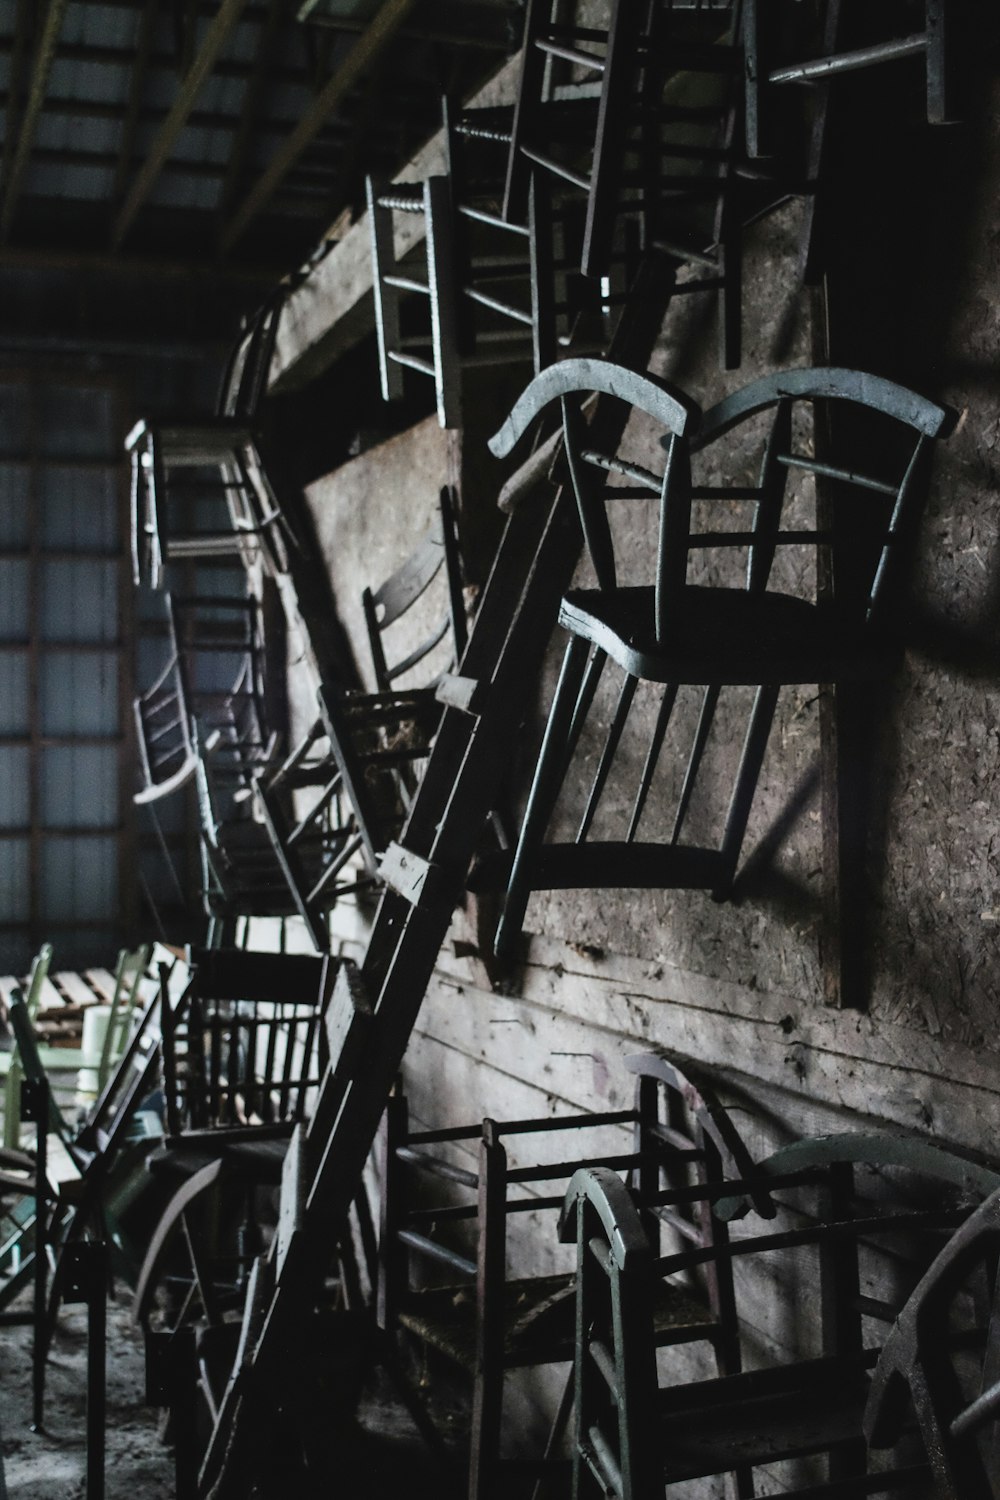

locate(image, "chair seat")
[[655, 1353, 876, 1482], [148, 1132, 291, 1186], [559, 586, 899, 685], [400, 1271, 716, 1371]]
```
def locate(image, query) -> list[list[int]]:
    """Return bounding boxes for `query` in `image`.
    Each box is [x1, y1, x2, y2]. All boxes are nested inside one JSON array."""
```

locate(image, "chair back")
[[559, 1166, 660, 1500], [362, 485, 467, 694], [217, 289, 284, 421], [488, 356, 699, 641], [689, 367, 954, 633], [162, 950, 331, 1137], [95, 944, 153, 1093]]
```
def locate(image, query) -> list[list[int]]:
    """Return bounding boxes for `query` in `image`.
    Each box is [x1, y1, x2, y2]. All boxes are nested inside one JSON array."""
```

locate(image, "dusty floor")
[[0, 1288, 467, 1500], [0, 1294, 172, 1499]]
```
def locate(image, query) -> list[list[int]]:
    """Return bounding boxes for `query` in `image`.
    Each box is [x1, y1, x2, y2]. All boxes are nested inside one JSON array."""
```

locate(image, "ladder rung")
[[535, 38, 606, 72], [769, 32, 927, 86], [458, 203, 529, 235], [387, 351, 436, 376], [519, 147, 590, 193], [384, 274, 430, 295], [464, 287, 533, 325]]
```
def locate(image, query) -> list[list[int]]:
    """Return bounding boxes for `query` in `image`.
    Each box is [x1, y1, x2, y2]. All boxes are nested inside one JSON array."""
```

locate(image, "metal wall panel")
[[0, 462, 30, 546], [0, 559, 28, 639], [0, 652, 29, 734], [0, 746, 29, 827], [39, 558, 118, 642], [39, 466, 118, 552], [39, 745, 117, 827], [39, 650, 119, 736], [41, 835, 117, 921], [37, 385, 113, 455], [0, 839, 30, 923]]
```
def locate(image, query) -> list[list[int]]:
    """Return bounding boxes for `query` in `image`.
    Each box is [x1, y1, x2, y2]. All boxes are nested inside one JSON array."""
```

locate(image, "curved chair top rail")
[[488, 357, 700, 461], [625, 1051, 775, 1218], [715, 1131, 1000, 1223], [133, 753, 199, 806], [690, 366, 955, 451], [559, 1165, 652, 1271]]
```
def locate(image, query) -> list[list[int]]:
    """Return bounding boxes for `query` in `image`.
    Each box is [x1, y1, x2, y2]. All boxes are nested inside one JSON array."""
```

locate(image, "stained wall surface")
[[294, 54, 1000, 1446]]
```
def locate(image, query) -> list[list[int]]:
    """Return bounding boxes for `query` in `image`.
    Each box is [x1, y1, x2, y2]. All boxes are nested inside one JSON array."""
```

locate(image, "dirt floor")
[[0, 1288, 468, 1500], [0, 1293, 173, 1499]]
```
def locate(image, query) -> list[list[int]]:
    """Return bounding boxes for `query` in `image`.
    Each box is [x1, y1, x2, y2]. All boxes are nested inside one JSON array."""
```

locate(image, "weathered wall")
[[304, 135, 1000, 1156], [285, 47, 1000, 1465]]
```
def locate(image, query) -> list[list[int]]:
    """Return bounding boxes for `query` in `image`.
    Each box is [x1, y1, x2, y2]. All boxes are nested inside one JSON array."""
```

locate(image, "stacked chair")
[[560, 1129, 1000, 1497], [376, 1052, 760, 1498], [132, 947, 374, 1497], [483, 359, 953, 959], [134, 591, 279, 807], [126, 291, 293, 592]]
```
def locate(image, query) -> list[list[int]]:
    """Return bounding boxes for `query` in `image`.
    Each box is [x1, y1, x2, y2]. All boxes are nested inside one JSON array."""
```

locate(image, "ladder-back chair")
[[134, 591, 278, 806], [127, 292, 292, 590], [378, 1052, 756, 1499], [561, 1130, 1000, 1498], [502, 0, 747, 362], [744, 0, 958, 162]]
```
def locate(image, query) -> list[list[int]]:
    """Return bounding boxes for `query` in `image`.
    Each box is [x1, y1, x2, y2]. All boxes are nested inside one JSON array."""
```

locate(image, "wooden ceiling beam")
[[112, 0, 160, 202], [0, 0, 33, 197], [218, 0, 415, 256], [217, 0, 283, 218], [111, 0, 250, 250], [0, 0, 70, 242]]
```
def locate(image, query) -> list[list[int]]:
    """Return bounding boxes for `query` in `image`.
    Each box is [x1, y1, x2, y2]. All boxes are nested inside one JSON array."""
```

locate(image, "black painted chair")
[[377, 1052, 756, 1499], [560, 1131, 1000, 1498], [502, 0, 747, 363], [195, 720, 358, 952], [132, 948, 367, 1496], [489, 361, 953, 962], [744, 0, 958, 162], [363, 485, 467, 697]]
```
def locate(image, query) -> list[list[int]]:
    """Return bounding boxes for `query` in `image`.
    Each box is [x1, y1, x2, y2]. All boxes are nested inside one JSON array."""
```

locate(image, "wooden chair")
[[367, 117, 617, 427], [251, 719, 371, 952], [132, 949, 364, 1494], [126, 292, 293, 589], [501, 0, 747, 362], [560, 1131, 1000, 1497], [194, 724, 348, 952], [488, 361, 953, 962], [744, 0, 958, 162], [5, 952, 178, 1423], [865, 1184, 1000, 1500], [377, 1052, 756, 1499]]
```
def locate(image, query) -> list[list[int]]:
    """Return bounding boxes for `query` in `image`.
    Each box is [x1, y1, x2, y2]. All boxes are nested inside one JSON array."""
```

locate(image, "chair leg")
[[495, 634, 590, 962], [713, 683, 780, 900]]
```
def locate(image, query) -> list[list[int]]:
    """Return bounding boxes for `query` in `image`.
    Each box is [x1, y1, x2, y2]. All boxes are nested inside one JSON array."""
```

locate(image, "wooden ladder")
[[199, 256, 679, 1499]]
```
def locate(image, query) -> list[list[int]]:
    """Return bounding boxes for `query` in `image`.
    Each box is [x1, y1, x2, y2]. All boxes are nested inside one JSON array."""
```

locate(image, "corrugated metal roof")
[[0, 0, 514, 269]]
